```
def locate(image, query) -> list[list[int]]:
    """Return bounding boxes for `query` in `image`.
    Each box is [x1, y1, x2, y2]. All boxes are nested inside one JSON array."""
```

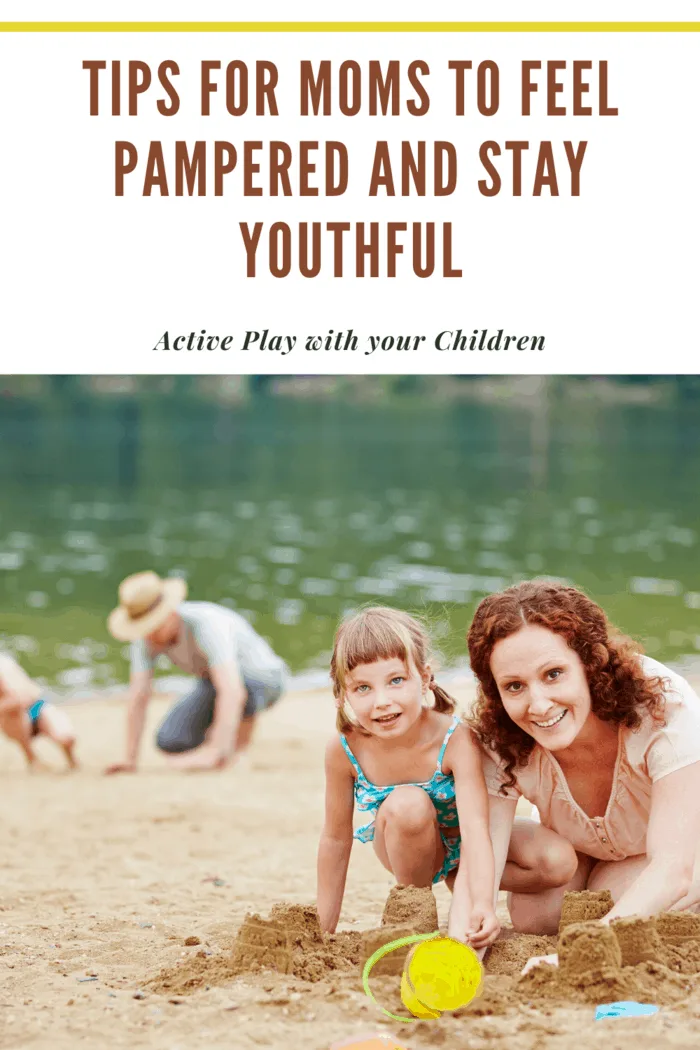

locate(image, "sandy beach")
[[3, 682, 700, 1050]]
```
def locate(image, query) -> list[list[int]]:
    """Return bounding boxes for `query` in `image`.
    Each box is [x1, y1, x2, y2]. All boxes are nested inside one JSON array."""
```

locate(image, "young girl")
[[0, 653, 77, 770], [317, 606, 500, 949]]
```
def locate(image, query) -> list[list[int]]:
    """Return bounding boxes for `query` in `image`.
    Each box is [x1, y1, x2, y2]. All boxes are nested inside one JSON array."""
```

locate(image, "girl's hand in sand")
[[521, 952, 558, 975], [465, 904, 501, 949], [104, 761, 137, 775]]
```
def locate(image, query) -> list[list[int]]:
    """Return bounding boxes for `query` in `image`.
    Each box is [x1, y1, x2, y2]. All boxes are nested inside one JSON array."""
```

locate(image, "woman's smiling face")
[[489, 624, 593, 750]]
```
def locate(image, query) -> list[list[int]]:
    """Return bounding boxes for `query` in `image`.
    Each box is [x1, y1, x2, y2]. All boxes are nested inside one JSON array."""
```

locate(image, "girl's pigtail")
[[431, 678, 457, 715], [336, 704, 355, 733]]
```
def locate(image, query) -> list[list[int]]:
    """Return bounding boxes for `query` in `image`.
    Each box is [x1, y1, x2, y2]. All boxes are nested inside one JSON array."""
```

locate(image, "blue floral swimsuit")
[[339, 714, 462, 884]]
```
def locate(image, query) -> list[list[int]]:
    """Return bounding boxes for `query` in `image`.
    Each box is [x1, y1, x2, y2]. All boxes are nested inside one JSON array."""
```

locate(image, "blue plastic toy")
[[594, 1001, 659, 1020]]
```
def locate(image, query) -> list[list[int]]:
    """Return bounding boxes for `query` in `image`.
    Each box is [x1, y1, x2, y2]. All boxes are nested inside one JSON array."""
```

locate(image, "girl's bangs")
[[335, 617, 414, 688]]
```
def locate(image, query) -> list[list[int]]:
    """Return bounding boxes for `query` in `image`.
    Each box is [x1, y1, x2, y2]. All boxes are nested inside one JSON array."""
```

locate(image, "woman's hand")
[[521, 952, 558, 975]]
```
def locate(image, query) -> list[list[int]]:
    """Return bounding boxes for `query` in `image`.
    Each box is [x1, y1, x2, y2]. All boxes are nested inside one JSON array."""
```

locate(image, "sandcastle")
[[558, 891, 700, 976], [611, 915, 666, 967], [656, 911, 700, 945], [359, 885, 439, 976], [147, 901, 362, 995], [147, 886, 439, 995], [381, 884, 439, 932], [147, 888, 700, 1014], [228, 903, 363, 983], [558, 920, 622, 979], [229, 912, 295, 975], [512, 891, 700, 1009], [558, 888, 613, 932]]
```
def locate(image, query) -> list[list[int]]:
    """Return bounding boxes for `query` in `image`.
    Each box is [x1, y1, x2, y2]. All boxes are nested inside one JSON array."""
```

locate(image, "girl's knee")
[[380, 786, 435, 834]]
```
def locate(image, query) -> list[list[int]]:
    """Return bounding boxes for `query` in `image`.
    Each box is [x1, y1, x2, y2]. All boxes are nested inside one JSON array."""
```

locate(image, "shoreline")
[[46, 653, 700, 706]]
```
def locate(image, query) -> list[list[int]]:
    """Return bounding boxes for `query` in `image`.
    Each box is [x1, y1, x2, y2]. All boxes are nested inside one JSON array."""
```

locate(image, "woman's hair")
[[331, 606, 457, 733], [467, 580, 667, 793]]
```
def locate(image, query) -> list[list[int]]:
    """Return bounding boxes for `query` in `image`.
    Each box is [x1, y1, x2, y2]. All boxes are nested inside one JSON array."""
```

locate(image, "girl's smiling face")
[[489, 624, 593, 751], [343, 656, 429, 736]]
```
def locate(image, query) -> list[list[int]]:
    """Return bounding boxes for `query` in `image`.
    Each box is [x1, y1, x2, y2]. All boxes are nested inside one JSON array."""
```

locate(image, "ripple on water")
[[56, 667, 94, 688], [0, 551, 24, 570], [62, 531, 100, 551], [274, 599, 305, 626], [353, 577, 398, 597], [266, 547, 301, 566], [7, 532, 33, 549], [629, 577, 683, 597], [301, 579, 337, 597], [26, 592, 49, 609]]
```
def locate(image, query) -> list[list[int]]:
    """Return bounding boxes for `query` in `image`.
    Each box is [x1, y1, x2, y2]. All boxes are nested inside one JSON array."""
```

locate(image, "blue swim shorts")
[[27, 698, 47, 735]]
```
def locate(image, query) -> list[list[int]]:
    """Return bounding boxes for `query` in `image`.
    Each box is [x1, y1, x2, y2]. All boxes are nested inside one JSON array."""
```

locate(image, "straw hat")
[[107, 571, 187, 642]]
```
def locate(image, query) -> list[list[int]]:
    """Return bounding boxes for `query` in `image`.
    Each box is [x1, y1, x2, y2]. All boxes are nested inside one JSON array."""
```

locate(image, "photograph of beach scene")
[[1, 373, 700, 1050]]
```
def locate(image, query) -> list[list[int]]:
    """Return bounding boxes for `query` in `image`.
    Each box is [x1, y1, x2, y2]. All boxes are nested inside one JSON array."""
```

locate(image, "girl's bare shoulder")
[[325, 734, 358, 776], [428, 707, 463, 735], [440, 719, 480, 773]]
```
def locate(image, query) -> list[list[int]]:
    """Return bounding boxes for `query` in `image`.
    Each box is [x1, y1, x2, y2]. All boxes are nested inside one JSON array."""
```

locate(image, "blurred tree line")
[[1, 374, 700, 405]]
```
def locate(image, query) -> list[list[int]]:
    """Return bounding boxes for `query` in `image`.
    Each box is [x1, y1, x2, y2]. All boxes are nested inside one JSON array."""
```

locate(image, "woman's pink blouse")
[[481, 658, 700, 861]]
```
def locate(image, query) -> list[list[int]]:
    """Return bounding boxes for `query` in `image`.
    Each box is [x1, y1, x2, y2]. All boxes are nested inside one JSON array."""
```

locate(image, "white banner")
[[0, 3, 698, 372]]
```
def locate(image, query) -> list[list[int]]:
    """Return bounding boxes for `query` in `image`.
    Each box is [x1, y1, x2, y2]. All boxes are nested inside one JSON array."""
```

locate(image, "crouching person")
[[105, 571, 288, 773]]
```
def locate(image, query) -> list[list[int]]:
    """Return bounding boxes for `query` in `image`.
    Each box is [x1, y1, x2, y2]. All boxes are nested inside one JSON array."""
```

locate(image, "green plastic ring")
[[361, 930, 441, 1023]]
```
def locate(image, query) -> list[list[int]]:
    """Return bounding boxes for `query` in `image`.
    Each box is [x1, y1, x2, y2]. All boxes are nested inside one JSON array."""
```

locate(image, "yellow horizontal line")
[[0, 21, 699, 33]]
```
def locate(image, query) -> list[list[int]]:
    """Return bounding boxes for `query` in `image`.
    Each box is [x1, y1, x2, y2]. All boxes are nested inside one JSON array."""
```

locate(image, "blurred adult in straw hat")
[[107, 571, 187, 643], [105, 570, 288, 773]]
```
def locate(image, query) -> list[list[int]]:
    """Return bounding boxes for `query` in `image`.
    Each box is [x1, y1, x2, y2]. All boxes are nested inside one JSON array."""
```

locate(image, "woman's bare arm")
[[602, 761, 700, 922]]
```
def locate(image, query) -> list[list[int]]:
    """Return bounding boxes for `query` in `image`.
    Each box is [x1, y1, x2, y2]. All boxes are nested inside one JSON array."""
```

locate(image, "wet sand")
[[2, 683, 700, 1050]]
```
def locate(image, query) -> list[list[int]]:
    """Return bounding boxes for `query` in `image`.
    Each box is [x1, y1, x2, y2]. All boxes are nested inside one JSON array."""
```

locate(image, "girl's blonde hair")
[[330, 606, 457, 733]]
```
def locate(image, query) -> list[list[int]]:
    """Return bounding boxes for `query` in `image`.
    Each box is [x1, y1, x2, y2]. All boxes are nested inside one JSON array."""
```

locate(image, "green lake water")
[[0, 388, 699, 692]]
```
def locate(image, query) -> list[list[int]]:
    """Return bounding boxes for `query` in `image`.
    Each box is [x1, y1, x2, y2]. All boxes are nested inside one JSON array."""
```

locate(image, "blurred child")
[[317, 607, 499, 949], [0, 653, 77, 769]]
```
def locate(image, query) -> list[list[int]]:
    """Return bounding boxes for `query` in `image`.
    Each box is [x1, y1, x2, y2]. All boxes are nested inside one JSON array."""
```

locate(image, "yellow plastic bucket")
[[362, 931, 483, 1023]]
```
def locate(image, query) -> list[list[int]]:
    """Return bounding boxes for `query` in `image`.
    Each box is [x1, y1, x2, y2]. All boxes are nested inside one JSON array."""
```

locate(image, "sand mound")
[[269, 902, 324, 943], [467, 895, 700, 1015], [612, 915, 666, 966], [559, 888, 613, 931], [657, 911, 700, 944], [361, 926, 417, 977], [148, 888, 441, 996], [381, 884, 438, 933], [485, 932, 557, 975], [146, 889, 700, 1017], [147, 903, 362, 995], [559, 920, 622, 977]]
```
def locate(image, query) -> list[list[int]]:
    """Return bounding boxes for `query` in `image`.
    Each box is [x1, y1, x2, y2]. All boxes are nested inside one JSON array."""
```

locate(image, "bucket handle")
[[361, 930, 441, 1023]]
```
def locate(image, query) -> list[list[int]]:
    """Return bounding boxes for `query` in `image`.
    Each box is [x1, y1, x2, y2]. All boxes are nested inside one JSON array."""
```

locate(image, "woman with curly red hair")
[[468, 579, 700, 950]]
